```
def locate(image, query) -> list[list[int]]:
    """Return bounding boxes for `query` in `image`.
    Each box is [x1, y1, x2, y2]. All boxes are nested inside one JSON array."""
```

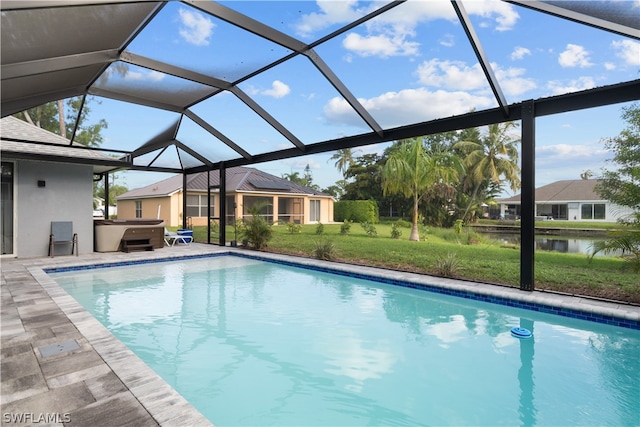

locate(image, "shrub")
[[433, 253, 461, 277], [287, 222, 302, 234], [340, 219, 352, 235], [240, 215, 272, 250], [395, 218, 411, 228], [334, 200, 379, 223], [391, 222, 402, 239], [315, 222, 325, 235], [360, 221, 378, 237], [314, 239, 336, 260]]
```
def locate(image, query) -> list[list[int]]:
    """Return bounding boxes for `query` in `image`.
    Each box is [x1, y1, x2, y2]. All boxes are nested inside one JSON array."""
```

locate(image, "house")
[[0, 116, 128, 257], [497, 179, 635, 222], [116, 167, 334, 227]]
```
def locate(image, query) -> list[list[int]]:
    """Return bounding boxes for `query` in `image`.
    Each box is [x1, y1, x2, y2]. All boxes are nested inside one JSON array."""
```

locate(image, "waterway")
[[483, 233, 614, 256]]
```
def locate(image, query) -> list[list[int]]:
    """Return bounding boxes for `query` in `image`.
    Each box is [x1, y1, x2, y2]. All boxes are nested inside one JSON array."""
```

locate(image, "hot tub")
[[94, 219, 165, 252]]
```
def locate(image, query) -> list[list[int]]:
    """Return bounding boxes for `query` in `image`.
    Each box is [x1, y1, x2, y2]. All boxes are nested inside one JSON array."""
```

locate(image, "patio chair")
[[48, 221, 78, 257], [164, 228, 192, 246]]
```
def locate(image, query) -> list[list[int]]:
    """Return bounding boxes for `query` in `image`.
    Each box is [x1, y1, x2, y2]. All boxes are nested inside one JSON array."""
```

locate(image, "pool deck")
[[2, 244, 639, 426]]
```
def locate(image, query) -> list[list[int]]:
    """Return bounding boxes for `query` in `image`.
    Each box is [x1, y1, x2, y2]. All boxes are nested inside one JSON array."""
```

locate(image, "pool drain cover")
[[38, 340, 80, 357]]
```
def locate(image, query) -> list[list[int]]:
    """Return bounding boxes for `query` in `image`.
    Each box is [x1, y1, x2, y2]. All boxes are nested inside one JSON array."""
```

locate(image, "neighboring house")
[[116, 167, 334, 227], [497, 179, 635, 222], [0, 116, 128, 257]]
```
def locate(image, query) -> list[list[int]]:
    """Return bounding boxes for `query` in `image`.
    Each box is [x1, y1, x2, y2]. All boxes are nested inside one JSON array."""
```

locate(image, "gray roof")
[[117, 166, 332, 200], [0, 116, 129, 173], [499, 179, 602, 203]]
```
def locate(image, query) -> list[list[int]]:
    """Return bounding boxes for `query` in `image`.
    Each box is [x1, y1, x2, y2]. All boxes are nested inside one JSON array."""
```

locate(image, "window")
[[135, 200, 142, 218], [581, 203, 606, 220], [310, 200, 321, 222], [186, 194, 214, 218]]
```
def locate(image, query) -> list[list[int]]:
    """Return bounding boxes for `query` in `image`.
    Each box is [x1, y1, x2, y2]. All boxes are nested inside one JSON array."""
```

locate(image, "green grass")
[[185, 223, 640, 304]]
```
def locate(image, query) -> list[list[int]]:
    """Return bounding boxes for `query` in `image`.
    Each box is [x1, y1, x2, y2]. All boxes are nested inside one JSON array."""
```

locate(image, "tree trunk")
[[57, 100, 65, 137], [410, 195, 420, 241]]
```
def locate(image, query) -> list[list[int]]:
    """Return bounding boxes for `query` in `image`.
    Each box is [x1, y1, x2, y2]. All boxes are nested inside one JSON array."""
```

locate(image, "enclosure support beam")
[[219, 163, 226, 246], [104, 173, 109, 219], [520, 100, 535, 291], [182, 173, 187, 230]]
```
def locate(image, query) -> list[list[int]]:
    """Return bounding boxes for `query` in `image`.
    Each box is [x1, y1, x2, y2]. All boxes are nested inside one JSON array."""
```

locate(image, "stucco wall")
[[15, 160, 93, 257]]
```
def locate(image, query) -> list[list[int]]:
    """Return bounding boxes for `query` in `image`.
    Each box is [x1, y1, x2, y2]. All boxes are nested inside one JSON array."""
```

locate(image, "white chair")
[[164, 229, 192, 246]]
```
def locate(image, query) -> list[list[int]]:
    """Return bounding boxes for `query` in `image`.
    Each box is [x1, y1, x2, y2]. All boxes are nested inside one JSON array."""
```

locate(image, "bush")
[[360, 221, 378, 237], [395, 218, 411, 228], [287, 222, 302, 234], [315, 223, 325, 235], [334, 200, 379, 223], [314, 239, 336, 260], [240, 215, 272, 249], [433, 253, 461, 278], [340, 219, 352, 235], [391, 222, 402, 239]]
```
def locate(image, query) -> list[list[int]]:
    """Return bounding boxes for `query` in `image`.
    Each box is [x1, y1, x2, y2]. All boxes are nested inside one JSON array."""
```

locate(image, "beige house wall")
[[119, 191, 334, 227]]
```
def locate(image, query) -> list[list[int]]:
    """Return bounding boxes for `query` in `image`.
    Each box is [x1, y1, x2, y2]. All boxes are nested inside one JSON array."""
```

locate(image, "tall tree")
[[382, 138, 462, 241], [454, 122, 521, 221], [329, 148, 356, 178], [14, 97, 107, 147], [591, 103, 640, 271]]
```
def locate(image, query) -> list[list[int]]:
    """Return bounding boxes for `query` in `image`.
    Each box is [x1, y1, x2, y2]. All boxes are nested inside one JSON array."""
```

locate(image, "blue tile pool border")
[[45, 251, 640, 330]]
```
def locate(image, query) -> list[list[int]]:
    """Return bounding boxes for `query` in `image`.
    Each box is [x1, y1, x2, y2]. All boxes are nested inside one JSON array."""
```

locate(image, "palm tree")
[[454, 122, 521, 221], [329, 148, 356, 178], [382, 138, 462, 241]]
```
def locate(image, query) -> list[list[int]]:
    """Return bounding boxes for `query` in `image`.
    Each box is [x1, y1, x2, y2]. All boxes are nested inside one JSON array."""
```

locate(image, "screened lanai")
[[1, 0, 639, 290]]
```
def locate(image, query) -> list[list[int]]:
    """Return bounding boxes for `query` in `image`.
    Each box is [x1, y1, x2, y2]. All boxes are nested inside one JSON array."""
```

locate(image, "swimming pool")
[[49, 254, 640, 426]]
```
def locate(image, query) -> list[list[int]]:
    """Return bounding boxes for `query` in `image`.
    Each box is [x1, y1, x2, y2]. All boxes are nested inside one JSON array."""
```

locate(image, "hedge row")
[[334, 200, 379, 223]]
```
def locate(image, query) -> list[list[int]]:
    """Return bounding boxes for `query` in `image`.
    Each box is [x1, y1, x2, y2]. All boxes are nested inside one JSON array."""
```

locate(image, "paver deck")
[[2, 244, 639, 426]]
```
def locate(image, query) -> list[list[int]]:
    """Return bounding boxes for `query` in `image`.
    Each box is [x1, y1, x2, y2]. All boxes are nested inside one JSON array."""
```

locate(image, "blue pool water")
[[50, 255, 640, 426]]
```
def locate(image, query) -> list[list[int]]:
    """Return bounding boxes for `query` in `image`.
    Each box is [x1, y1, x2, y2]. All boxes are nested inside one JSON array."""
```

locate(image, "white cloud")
[[462, 0, 519, 31], [416, 59, 487, 91], [415, 58, 536, 97], [611, 39, 640, 66], [510, 46, 531, 60], [558, 44, 593, 68], [547, 77, 596, 95], [295, 0, 365, 38], [536, 143, 611, 184], [439, 34, 455, 48], [296, 0, 519, 56], [178, 8, 215, 46], [123, 69, 165, 82], [494, 66, 537, 96], [342, 32, 419, 57], [323, 88, 493, 129], [604, 62, 616, 71], [262, 80, 291, 98]]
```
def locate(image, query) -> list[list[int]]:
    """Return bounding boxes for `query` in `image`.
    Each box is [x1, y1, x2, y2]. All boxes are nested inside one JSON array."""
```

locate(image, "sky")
[[86, 0, 640, 197]]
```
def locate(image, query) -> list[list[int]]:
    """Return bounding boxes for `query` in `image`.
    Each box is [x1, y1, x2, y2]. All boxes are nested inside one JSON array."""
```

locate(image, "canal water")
[[483, 233, 616, 256]]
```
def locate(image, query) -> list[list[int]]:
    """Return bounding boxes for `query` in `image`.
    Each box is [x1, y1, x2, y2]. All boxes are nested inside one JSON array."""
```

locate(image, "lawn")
[[187, 222, 640, 304]]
